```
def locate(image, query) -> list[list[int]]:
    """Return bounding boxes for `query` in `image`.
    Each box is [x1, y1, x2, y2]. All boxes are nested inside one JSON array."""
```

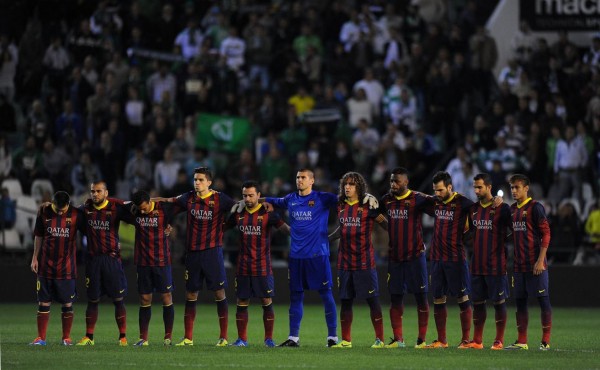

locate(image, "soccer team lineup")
[[30, 167, 552, 351]]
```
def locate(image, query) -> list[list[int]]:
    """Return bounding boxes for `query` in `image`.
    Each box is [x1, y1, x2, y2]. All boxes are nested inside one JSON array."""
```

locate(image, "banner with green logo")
[[196, 113, 251, 152]]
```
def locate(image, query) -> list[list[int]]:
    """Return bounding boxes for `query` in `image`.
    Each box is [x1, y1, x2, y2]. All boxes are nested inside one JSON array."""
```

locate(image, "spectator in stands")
[[550, 201, 582, 264], [483, 135, 520, 172], [352, 118, 380, 174], [294, 24, 323, 61], [71, 151, 102, 197], [245, 24, 272, 92], [89, 0, 122, 37], [497, 58, 522, 88], [288, 86, 315, 118], [378, 122, 407, 170], [154, 4, 179, 52], [354, 68, 384, 118], [260, 146, 290, 189], [146, 61, 177, 105], [175, 17, 203, 61], [0, 34, 18, 102], [511, 20, 535, 63], [497, 114, 526, 154], [339, 9, 361, 53], [103, 52, 129, 91], [346, 87, 373, 129], [154, 147, 180, 194], [41, 138, 71, 192], [12, 136, 42, 195], [0, 135, 11, 182], [280, 112, 308, 163], [124, 145, 152, 193], [220, 26, 246, 73], [553, 125, 588, 204], [583, 33, 600, 68], [183, 147, 212, 182], [86, 82, 110, 133], [581, 200, 600, 263], [0, 187, 16, 230], [68, 19, 102, 64], [55, 99, 84, 146], [42, 36, 70, 101]]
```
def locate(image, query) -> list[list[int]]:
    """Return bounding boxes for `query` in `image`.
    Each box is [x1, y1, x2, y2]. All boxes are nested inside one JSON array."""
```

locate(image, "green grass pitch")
[[1, 303, 598, 369]]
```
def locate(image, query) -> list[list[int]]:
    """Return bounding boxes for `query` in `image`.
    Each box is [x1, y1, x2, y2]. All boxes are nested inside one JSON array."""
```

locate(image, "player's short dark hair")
[[391, 167, 409, 177], [52, 191, 71, 208], [509, 173, 530, 186], [242, 180, 260, 193], [297, 168, 314, 178], [432, 171, 452, 187], [131, 190, 150, 206], [194, 166, 213, 181], [90, 180, 108, 189], [473, 173, 492, 186]]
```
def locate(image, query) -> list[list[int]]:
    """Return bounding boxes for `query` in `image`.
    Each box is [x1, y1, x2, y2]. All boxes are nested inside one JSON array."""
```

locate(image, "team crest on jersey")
[[357, 207, 363, 213], [208, 200, 215, 207], [404, 200, 411, 206], [451, 203, 456, 208], [308, 200, 315, 207], [66, 218, 72, 224], [257, 215, 263, 221], [105, 211, 112, 216], [153, 211, 160, 216], [490, 210, 495, 216], [522, 211, 527, 217]]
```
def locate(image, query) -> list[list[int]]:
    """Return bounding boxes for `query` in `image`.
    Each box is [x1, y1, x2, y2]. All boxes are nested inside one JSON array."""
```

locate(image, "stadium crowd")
[[1, 0, 599, 264]]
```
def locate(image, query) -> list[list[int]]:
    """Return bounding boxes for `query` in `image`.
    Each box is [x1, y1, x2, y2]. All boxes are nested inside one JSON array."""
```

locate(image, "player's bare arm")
[[328, 226, 341, 242], [277, 222, 291, 236], [375, 214, 388, 231], [151, 196, 176, 203], [31, 236, 42, 273]]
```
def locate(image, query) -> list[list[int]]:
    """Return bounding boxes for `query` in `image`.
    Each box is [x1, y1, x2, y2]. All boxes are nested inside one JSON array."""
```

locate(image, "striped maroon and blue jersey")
[[469, 202, 511, 275], [34, 205, 85, 279], [81, 198, 134, 258], [132, 202, 176, 267], [510, 199, 551, 273], [336, 201, 381, 270], [380, 190, 434, 262], [430, 192, 474, 262], [176, 190, 234, 251], [227, 205, 284, 276]]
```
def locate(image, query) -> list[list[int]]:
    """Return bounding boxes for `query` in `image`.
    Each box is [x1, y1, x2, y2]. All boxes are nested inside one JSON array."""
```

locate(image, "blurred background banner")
[[195, 113, 251, 153], [520, 0, 600, 31]]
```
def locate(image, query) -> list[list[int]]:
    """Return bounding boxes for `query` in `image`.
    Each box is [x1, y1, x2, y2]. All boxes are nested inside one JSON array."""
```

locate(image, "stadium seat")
[[529, 183, 545, 199], [0, 228, 24, 252], [582, 182, 594, 205], [558, 198, 582, 220], [538, 199, 555, 216], [1, 179, 23, 197], [30, 179, 54, 203], [581, 198, 598, 223], [15, 195, 37, 248]]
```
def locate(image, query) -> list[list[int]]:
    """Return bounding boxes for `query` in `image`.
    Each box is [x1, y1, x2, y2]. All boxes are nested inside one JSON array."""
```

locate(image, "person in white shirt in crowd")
[[353, 68, 384, 117], [339, 10, 362, 53], [154, 147, 181, 195], [146, 61, 176, 105], [352, 118, 380, 174], [554, 125, 588, 204], [175, 18, 204, 61], [347, 88, 373, 129], [220, 27, 246, 72]]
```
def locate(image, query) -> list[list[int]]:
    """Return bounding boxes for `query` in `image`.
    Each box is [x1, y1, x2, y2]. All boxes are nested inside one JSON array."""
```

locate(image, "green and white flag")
[[196, 113, 251, 153]]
